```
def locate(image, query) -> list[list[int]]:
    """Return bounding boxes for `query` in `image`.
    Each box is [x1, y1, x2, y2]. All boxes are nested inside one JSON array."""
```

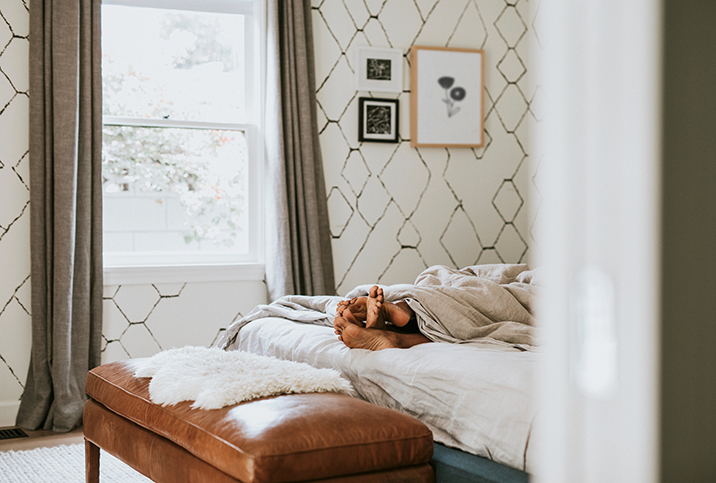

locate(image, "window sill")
[[103, 263, 265, 285]]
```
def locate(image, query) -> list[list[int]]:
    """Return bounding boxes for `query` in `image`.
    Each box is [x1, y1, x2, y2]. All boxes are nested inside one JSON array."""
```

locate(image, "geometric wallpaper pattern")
[[0, 0, 540, 424], [313, 0, 539, 294], [100, 281, 265, 366], [0, 0, 31, 418]]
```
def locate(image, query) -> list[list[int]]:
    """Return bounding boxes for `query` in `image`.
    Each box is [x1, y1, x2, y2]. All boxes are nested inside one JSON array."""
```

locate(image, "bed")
[[216, 264, 539, 482]]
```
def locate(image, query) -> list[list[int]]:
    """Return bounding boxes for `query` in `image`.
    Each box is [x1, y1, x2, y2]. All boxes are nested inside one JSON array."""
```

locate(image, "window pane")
[[102, 126, 249, 253], [102, 5, 246, 123]]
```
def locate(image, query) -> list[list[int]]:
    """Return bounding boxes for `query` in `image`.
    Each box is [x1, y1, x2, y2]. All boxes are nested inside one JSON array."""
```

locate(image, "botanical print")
[[438, 76, 466, 117], [412, 47, 483, 147], [366, 105, 392, 134], [367, 58, 391, 81]]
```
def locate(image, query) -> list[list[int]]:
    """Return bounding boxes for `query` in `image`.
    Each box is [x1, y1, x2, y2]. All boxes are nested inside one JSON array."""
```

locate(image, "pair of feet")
[[333, 286, 429, 351], [336, 285, 412, 330]]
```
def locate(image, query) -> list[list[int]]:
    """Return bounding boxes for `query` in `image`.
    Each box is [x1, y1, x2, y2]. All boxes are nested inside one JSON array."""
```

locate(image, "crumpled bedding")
[[213, 263, 540, 472], [216, 263, 539, 351], [230, 317, 538, 472], [376, 263, 538, 347]]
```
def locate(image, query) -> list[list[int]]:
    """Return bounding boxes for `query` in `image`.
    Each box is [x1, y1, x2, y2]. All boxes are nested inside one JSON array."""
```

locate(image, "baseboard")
[[0, 401, 20, 427]]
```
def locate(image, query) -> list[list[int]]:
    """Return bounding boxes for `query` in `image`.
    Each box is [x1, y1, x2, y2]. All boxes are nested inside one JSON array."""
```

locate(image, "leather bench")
[[83, 360, 435, 482]]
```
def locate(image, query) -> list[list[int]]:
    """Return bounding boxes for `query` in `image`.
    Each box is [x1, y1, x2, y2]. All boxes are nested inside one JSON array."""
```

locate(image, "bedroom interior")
[[1, 0, 715, 482]]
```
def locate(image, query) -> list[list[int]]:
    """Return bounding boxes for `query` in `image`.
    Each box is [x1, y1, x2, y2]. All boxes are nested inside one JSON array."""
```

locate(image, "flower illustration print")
[[438, 76, 466, 117]]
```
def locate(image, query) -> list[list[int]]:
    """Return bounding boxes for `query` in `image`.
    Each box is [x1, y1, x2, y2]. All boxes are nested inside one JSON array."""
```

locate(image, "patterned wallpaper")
[[101, 281, 266, 365], [314, 0, 538, 294], [0, 0, 31, 424], [0, 0, 539, 425]]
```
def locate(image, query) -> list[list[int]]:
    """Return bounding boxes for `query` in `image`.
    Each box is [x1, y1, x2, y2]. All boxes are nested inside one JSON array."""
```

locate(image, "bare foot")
[[335, 286, 415, 329], [335, 286, 387, 329], [336, 298, 365, 327], [334, 316, 431, 351], [382, 300, 413, 328], [334, 316, 396, 350], [365, 285, 385, 329]]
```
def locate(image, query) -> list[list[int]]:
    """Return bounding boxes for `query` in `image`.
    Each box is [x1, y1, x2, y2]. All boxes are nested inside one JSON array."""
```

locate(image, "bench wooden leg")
[[85, 438, 100, 483]]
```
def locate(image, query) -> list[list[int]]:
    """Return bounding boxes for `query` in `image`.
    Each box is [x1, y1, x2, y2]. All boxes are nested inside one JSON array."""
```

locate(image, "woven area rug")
[[0, 444, 151, 483]]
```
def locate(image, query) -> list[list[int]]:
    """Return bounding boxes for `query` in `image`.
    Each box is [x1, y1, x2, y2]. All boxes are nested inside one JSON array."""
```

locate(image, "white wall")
[[532, 0, 661, 481], [0, 0, 538, 427], [314, 0, 539, 294]]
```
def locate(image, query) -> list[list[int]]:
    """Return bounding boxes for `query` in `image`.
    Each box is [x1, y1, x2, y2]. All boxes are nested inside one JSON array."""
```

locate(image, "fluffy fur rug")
[[132, 346, 352, 409]]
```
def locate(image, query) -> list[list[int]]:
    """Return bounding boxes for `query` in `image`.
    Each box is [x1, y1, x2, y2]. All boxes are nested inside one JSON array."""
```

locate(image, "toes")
[[337, 300, 349, 311], [376, 287, 384, 303], [369, 285, 379, 298], [336, 300, 350, 316]]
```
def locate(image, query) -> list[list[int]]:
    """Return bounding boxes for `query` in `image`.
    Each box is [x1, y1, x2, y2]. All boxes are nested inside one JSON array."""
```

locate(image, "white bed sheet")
[[234, 317, 538, 473]]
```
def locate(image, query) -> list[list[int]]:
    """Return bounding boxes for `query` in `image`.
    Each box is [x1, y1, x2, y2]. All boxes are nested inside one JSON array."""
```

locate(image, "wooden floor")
[[0, 426, 84, 452]]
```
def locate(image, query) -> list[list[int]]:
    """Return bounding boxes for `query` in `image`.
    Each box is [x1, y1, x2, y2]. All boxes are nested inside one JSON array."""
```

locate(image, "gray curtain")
[[17, 0, 103, 432], [265, 0, 335, 300]]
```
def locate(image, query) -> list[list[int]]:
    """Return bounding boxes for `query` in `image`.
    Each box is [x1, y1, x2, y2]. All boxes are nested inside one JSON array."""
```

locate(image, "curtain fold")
[[17, 0, 103, 432], [265, 0, 335, 300]]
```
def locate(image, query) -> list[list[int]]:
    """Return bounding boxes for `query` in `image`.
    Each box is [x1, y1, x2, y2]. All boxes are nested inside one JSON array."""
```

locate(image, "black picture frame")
[[358, 97, 399, 143]]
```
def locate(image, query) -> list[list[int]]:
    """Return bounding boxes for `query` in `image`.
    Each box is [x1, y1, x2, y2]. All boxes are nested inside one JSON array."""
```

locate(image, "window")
[[101, 0, 263, 279]]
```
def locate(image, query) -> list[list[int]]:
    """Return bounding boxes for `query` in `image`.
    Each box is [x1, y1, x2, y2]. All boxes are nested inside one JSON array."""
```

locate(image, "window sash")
[[103, 115, 253, 132], [102, 0, 255, 16], [100, 0, 264, 275], [101, 121, 262, 267], [101, 0, 257, 124]]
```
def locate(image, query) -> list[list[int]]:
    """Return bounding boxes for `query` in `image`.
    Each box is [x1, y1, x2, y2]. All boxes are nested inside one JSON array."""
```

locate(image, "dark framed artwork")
[[355, 46, 403, 93], [410, 46, 485, 147], [358, 97, 399, 143]]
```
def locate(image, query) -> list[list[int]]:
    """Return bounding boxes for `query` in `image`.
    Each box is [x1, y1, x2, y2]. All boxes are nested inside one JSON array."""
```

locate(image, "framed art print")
[[358, 97, 399, 143], [410, 46, 485, 147], [355, 46, 403, 93]]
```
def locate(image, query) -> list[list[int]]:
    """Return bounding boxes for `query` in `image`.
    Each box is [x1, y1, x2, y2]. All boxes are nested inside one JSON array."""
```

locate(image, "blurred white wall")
[[532, 0, 661, 481]]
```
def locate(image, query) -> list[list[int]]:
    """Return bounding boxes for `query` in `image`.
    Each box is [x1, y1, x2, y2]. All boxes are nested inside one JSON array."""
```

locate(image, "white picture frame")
[[410, 46, 485, 148], [355, 46, 403, 93]]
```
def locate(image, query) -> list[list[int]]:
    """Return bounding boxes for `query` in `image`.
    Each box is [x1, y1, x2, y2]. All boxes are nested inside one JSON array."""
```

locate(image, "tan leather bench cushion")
[[85, 360, 433, 483]]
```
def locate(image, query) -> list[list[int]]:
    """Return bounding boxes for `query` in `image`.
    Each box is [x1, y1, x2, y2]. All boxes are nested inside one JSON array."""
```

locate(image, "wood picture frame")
[[358, 97, 400, 143], [410, 46, 485, 148]]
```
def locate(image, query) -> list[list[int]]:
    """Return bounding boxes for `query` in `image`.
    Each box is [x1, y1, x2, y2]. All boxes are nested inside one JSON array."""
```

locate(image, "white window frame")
[[101, 0, 265, 284]]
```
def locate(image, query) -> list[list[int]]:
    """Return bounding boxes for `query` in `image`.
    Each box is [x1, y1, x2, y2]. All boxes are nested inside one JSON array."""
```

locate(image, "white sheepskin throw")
[[132, 346, 353, 410]]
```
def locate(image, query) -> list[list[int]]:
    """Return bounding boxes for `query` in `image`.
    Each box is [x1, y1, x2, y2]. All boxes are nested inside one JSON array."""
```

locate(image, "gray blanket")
[[216, 264, 539, 351]]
